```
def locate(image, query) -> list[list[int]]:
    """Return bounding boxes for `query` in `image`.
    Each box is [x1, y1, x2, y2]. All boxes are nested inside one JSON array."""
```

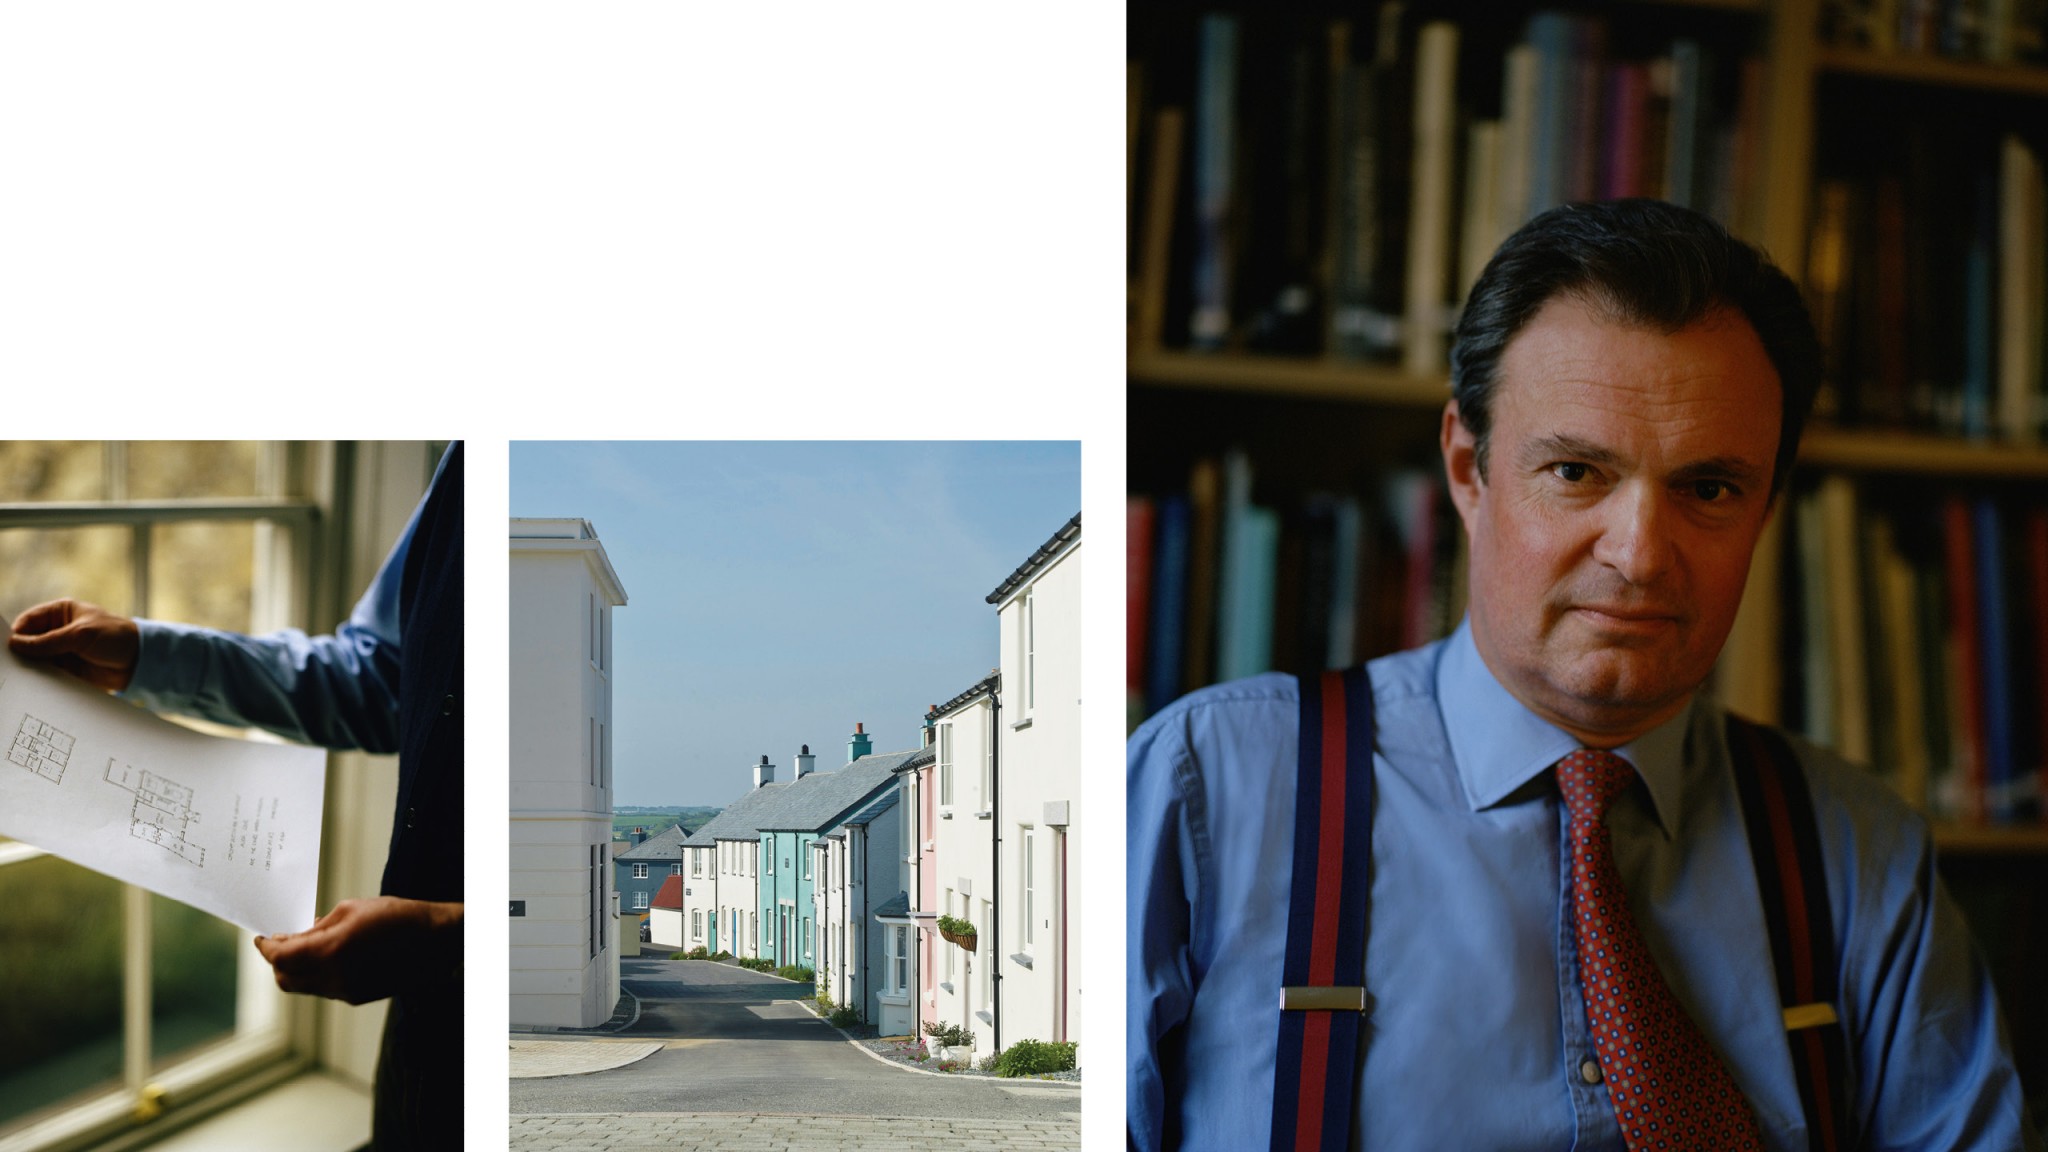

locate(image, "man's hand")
[[253, 897, 462, 1005], [9, 599, 140, 692]]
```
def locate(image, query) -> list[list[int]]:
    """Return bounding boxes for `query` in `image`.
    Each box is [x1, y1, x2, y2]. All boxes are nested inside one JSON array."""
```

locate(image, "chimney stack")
[[847, 722, 873, 763], [753, 754, 776, 789], [922, 707, 937, 747], [795, 743, 817, 780]]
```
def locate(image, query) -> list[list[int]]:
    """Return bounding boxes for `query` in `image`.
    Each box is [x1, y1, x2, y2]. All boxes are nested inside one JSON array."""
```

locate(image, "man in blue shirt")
[[1128, 203, 2040, 1150], [10, 441, 463, 1150]]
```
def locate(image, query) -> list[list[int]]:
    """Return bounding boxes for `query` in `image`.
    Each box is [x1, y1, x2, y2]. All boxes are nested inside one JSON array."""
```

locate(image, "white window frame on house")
[[890, 925, 909, 994], [0, 440, 440, 1152], [632, 863, 648, 880], [1020, 826, 1035, 955], [937, 722, 954, 807], [632, 891, 649, 911], [1018, 586, 1036, 721], [980, 705, 995, 811], [764, 839, 774, 876], [692, 850, 703, 878], [692, 910, 703, 941], [670, 863, 682, 876]]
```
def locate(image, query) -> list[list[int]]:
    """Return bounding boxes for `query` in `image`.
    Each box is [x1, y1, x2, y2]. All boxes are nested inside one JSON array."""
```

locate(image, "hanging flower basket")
[[937, 915, 978, 950]]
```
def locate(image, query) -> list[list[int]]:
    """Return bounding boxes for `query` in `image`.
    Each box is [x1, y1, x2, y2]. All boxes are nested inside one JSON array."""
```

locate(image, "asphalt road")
[[508, 958, 1081, 1122]]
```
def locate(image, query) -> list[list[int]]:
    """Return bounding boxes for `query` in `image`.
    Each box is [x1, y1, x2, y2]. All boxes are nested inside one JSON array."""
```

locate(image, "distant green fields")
[[612, 807, 720, 840]]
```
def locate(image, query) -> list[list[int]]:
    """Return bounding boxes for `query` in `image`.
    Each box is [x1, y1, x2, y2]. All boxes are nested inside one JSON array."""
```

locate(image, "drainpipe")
[[989, 689, 1001, 1055], [860, 824, 870, 1024]]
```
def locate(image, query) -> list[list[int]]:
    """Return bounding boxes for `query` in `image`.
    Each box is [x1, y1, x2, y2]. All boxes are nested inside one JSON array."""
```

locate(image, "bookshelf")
[[1129, 0, 2048, 1110]]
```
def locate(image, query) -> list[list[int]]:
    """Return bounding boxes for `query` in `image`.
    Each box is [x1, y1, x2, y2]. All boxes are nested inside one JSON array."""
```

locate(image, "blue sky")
[[511, 441, 1081, 807]]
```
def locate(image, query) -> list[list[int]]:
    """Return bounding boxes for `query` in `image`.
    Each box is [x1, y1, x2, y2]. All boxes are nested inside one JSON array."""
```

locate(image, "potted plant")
[[937, 914, 978, 950], [922, 1020, 976, 1064]]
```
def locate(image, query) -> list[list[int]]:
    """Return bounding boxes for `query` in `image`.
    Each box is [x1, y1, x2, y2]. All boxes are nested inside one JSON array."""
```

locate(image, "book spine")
[[1943, 495, 1988, 821], [1146, 496, 1192, 718], [1190, 14, 1240, 349], [1403, 21, 1459, 376], [1973, 498, 2016, 820], [1127, 496, 1156, 724]]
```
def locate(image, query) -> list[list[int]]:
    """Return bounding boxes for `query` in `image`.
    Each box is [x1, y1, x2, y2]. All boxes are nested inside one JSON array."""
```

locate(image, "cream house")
[[510, 518, 628, 1029]]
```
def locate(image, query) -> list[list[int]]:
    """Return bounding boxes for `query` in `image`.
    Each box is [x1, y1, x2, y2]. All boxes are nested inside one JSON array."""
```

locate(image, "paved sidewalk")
[[509, 1112, 1080, 1150], [509, 1039, 665, 1079]]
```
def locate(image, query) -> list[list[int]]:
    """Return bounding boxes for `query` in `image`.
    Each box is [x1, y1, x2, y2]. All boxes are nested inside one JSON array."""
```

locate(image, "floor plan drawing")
[[8, 714, 75, 783], [106, 759, 206, 867]]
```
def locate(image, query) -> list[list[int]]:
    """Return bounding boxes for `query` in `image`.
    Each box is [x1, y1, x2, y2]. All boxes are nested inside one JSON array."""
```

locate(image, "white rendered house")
[[928, 673, 1000, 1063], [510, 518, 628, 1030], [990, 513, 1081, 1054]]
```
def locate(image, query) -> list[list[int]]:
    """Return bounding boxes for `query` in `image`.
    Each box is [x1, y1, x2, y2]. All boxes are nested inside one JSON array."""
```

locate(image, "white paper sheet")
[[0, 651, 325, 935]]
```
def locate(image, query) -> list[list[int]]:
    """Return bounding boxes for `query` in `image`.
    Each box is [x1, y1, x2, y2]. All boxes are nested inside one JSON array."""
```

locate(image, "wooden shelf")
[[1799, 427, 2048, 479], [1130, 355, 2048, 478], [1127, 350, 1449, 408], [1934, 822, 2048, 856], [1816, 46, 2048, 98]]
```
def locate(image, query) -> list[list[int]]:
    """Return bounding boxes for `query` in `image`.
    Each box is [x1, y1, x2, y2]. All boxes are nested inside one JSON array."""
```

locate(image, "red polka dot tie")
[[1557, 749, 1764, 1152]]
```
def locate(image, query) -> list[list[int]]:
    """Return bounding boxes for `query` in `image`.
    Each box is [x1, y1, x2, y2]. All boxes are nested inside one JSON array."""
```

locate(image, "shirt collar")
[[1435, 618, 1694, 838]]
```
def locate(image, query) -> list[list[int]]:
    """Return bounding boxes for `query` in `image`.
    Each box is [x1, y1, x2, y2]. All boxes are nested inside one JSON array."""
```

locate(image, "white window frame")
[[1019, 586, 1036, 717], [692, 910, 703, 940], [1020, 826, 1035, 953], [632, 863, 649, 880], [0, 441, 439, 1151], [937, 721, 954, 807], [891, 925, 909, 994], [671, 863, 682, 876], [692, 849, 703, 878], [980, 704, 995, 811], [632, 891, 649, 911]]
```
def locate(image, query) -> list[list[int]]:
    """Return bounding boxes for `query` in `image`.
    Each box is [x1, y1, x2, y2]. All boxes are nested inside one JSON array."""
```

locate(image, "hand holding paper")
[[0, 647, 324, 935], [9, 599, 140, 693], [255, 896, 463, 1004]]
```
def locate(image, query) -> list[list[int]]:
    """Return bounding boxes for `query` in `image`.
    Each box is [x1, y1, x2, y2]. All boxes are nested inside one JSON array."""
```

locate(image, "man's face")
[[1442, 293, 1782, 747]]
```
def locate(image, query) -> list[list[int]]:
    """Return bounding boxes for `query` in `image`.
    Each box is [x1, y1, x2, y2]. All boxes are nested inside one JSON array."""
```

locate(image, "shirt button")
[[406, 806, 417, 829], [442, 694, 457, 716], [1580, 1059, 1603, 1085]]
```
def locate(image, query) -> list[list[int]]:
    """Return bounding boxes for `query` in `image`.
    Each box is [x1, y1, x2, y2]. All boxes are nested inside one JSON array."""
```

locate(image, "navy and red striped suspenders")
[[1272, 671, 1849, 1152]]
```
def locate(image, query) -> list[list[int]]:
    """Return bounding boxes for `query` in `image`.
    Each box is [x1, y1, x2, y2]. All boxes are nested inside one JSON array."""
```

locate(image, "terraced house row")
[[640, 513, 1082, 1066]]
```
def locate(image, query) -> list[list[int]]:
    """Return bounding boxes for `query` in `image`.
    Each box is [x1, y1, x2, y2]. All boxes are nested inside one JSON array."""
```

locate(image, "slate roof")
[[692, 781, 792, 843], [755, 746, 930, 834], [651, 875, 685, 910], [929, 672, 999, 723], [617, 824, 689, 860], [986, 512, 1080, 604], [873, 891, 911, 919]]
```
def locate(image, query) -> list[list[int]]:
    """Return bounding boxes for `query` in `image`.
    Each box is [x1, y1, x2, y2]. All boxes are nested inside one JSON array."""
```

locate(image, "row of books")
[[1136, 7, 1761, 367], [1807, 125, 2047, 440], [1821, 0, 2048, 63], [1126, 452, 1464, 729], [1779, 477, 2048, 823]]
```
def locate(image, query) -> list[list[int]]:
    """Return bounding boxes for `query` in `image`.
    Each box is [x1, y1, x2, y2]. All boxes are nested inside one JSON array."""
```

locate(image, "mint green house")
[[753, 724, 910, 972]]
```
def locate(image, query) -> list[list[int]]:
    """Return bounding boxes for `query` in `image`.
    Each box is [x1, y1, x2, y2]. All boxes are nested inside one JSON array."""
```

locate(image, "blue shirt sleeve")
[[117, 498, 415, 754], [1128, 697, 1203, 1152]]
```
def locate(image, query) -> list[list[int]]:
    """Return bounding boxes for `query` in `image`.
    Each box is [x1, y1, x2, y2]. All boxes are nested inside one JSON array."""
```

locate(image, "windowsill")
[[940, 811, 953, 820], [939, 982, 955, 994], [146, 1071, 371, 1152], [877, 992, 910, 1006], [1010, 952, 1034, 970], [975, 809, 992, 821], [975, 1010, 993, 1025], [1011, 716, 1033, 731]]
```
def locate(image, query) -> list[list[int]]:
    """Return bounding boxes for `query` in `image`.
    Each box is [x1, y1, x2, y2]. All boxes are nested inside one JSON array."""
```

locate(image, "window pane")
[[123, 443, 265, 500], [150, 521, 257, 634], [0, 856, 124, 1131], [0, 526, 135, 618], [149, 894, 239, 1071], [0, 442, 109, 502]]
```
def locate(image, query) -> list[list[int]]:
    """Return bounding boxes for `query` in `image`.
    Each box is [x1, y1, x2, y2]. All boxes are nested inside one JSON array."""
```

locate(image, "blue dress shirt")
[[116, 454, 438, 753], [1129, 621, 2039, 1152]]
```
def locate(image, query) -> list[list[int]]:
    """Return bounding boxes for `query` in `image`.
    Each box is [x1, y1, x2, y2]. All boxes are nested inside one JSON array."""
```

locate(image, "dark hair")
[[1449, 199, 1821, 497]]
